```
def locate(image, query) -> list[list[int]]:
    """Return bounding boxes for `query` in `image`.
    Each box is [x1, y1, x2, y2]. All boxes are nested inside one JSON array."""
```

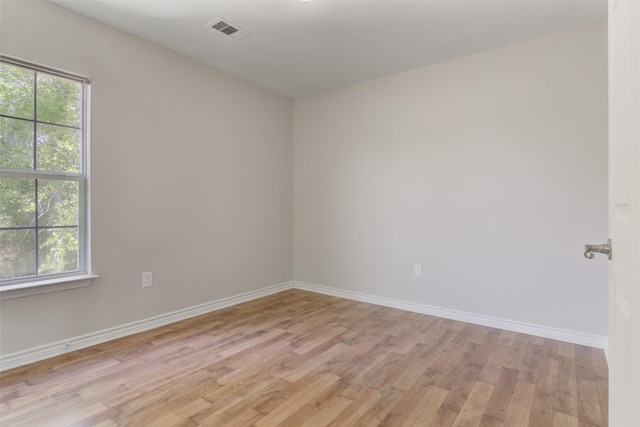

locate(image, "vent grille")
[[207, 18, 252, 41]]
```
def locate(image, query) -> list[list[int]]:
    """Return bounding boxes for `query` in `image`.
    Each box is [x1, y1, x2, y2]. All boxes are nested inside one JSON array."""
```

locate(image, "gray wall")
[[0, 1, 294, 355], [294, 23, 608, 336], [0, 2, 608, 358]]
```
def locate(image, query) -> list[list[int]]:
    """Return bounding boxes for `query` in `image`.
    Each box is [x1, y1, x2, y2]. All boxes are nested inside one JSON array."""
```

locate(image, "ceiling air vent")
[[207, 18, 252, 41]]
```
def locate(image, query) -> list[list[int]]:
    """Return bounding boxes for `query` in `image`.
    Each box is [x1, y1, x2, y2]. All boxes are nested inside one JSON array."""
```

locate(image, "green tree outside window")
[[0, 59, 88, 283]]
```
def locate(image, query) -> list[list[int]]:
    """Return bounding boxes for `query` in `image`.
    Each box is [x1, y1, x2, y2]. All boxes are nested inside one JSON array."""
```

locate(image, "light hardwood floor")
[[0, 289, 608, 426]]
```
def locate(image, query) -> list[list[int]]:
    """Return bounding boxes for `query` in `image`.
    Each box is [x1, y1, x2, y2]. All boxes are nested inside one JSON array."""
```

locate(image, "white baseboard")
[[1, 280, 607, 371], [0, 281, 294, 372], [293, 281, 608, 350]]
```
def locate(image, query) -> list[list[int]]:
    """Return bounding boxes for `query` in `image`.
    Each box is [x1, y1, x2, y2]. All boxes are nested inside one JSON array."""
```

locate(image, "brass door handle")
[[584, 239, 612, 260]]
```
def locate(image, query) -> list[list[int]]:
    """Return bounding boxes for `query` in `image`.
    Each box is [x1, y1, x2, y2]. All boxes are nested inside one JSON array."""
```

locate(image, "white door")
[[608, 0, 640, 425]]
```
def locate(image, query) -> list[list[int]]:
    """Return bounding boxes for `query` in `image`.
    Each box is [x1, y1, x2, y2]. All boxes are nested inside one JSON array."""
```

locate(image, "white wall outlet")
[[414, 264, 423, 276], [142, 272, 153, 288]]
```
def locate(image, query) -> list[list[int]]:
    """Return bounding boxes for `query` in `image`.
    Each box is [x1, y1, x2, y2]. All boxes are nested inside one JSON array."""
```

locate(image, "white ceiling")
[[51, 0, 607, 98]]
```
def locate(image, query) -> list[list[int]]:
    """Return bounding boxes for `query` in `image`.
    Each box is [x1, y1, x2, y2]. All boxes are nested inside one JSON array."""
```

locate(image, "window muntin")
[[0, 57, 89, 285]]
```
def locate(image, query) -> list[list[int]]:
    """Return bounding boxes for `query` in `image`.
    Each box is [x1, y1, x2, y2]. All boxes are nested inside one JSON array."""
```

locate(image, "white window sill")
[[0, 274, 99, 300]]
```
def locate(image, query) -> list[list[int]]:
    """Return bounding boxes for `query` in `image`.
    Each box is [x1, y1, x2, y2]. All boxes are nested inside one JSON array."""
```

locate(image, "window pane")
[[0, 58, 88, 284], [36, 123, 81, 173], [0, 178, 35, 228], [0, 116, 34, 169], [38, 228, 78, 275], [36, 73, 82, 127], [0, 229, 36, 279], [0, 63, 34, 120], [37, 180, 78, 227]]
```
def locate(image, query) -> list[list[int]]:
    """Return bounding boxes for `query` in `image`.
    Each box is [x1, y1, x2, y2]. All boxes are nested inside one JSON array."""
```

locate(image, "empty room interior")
[[0, 0, 634, 425]]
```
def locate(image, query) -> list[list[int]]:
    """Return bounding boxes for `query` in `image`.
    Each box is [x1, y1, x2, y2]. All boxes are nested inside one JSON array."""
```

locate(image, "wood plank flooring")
[[0, 289, 608, 426]]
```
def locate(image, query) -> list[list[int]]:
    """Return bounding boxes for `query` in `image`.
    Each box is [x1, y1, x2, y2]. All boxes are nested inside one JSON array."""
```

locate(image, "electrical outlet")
[[414, 264, 422, 276], [142, 272, 153, 288]]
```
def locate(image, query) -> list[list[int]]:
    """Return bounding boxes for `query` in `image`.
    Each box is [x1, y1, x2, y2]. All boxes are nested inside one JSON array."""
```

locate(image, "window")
[[0, 56, 91, 290]]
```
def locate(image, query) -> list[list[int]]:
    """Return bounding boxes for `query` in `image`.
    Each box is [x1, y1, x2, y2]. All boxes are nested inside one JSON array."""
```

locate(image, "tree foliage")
[[1, 62, 83, 280]]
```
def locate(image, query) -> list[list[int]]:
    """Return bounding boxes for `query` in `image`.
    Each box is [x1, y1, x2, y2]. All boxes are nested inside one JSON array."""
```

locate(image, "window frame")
[[0, 55, 96, 297]]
